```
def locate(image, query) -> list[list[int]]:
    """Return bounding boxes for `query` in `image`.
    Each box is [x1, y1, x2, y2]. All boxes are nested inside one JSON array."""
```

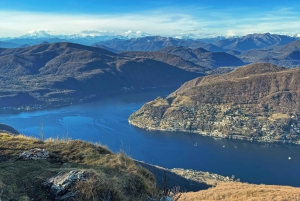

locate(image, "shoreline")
[[135, 160, 236, 186], [0, 86, 178, 115], [128, 119, 300, 146]]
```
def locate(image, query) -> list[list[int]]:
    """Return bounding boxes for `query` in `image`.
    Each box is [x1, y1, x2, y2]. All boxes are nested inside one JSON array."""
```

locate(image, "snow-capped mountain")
[[0, 30, 131, 46]]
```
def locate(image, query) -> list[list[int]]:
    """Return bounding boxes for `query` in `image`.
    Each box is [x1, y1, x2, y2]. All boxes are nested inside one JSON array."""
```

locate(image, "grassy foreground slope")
[[179, 182, 300, 201], [0, 133, 157, 201], [2, 132, 300, 200]]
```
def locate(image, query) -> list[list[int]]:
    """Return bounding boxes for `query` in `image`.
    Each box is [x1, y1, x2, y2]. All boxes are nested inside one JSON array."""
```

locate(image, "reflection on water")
[[1, 88, 300, 186]]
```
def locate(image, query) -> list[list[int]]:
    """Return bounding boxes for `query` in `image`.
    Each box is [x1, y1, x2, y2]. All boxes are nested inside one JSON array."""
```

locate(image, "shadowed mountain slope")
[[120, 51, 208, 73], [0, 42, 200, 110], [93, 44, 119, 53], [94, 36, 224, 52], [240, 40, 300, 67], [0, 41, 20, 48], [158, 46, 246, 69]]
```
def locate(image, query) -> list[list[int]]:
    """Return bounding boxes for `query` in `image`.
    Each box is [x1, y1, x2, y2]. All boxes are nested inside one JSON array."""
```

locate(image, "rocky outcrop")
[[42, 170, 86, 201], [129, 63, 300, 144], [18, 148, 49, 160]]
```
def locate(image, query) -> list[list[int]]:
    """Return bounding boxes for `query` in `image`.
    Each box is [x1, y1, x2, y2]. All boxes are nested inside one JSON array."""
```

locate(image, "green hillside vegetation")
[[129, 63, 300, 144]]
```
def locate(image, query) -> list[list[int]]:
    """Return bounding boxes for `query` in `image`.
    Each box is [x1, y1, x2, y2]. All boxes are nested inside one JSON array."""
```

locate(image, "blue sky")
[[0, 0, 300, 38]]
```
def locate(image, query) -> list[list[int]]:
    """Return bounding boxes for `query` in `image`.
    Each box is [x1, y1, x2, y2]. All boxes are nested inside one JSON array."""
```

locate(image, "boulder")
[[42, 170, 86, 201], [18, 148, 49, 160]]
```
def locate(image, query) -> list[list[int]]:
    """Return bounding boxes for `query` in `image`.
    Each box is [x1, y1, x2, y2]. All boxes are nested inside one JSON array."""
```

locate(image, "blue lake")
[[1, 88, 300, 187]]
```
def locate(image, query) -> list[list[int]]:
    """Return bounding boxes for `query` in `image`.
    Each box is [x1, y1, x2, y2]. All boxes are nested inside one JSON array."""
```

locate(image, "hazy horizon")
[[0, 0, 299, 38]]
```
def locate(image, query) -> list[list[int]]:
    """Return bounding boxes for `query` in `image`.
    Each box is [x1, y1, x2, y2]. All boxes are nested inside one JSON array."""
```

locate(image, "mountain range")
[[120, 46, 245, 70], [213, 33, 297, 52], [95, 33, 298, 53], [2, 33, 297, 54], [0, 41, 20, 48], [94, 36, 225, 52], [0, 32, 129, 46], [0, 42, 200, 110], [240, 40, 300, 67], [157, 46, 246, 69], [120, 51, 209, 73], [0, 33, 300, 110]]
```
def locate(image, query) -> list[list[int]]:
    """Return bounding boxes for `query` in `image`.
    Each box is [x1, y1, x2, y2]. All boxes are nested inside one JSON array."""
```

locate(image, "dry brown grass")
[[153, 97, 170, 107], [171, 96, 194, 106], [179, 182, 300, 201], [0, 133, 158, 201], [269, 113, 290, 121]]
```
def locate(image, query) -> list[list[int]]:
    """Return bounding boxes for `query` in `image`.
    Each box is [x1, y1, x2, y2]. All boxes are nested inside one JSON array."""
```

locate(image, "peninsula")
[[129, 63, 300, 144]]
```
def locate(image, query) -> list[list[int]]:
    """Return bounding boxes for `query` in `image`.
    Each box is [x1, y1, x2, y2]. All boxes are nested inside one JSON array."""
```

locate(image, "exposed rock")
[[18, 148, 49, 160], [42, 170, 86, 201]]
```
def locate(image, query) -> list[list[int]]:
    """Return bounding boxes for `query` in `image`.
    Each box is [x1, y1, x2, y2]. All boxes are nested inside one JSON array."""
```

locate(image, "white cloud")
[[0, 10, 200, 37], [0, 7, 299, 38], [124, 30, 151, 38], [80, 30, 115, 36], [24, 29, 53, 37], [226, 30, 236, 37]]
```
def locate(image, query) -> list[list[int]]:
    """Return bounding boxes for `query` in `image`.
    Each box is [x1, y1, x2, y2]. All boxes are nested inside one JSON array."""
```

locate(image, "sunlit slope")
[[129, 63, 300, 144]]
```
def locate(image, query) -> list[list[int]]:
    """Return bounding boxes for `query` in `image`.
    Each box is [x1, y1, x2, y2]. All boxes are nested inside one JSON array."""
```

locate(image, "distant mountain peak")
[[214, 33, 297, 52], [40, 41, 50, 44], [21, 29, 53, 39]]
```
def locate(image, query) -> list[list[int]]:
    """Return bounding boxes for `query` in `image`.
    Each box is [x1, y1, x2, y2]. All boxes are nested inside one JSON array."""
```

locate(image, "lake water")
[[1, 88, 300, 187]]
